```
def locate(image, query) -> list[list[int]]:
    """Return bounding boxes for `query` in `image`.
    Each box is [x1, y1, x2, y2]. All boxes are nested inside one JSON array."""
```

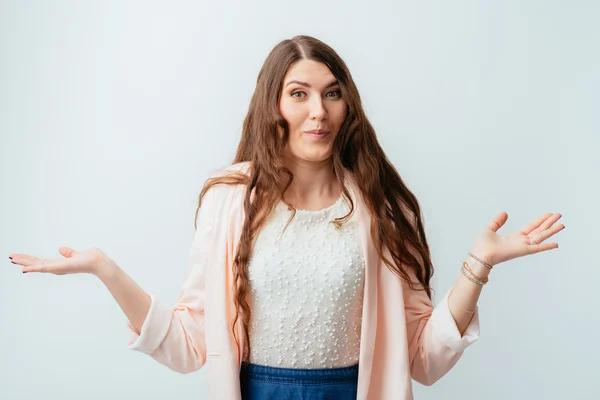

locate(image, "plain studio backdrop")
[[1, 1, 598, 399]]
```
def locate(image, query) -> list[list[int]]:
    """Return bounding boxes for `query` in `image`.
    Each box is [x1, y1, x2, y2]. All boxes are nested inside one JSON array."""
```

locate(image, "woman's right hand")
[[9, 247, 114, 276]]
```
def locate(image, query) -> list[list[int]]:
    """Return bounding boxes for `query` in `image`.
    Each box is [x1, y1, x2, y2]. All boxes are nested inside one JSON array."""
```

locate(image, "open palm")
[[9, 247, 110, 275], [473, 212, 565, 266]]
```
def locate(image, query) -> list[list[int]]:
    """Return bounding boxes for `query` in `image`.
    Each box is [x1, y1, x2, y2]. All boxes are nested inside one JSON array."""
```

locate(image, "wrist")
[[466, 249, 493, 280], [94, 260, 120, 282], [469, 248, 495, 267], [465, 258, 491, 278]]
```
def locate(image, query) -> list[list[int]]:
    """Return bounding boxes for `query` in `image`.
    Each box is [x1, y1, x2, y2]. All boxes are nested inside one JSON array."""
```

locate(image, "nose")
[[309, 97, 328, 121]]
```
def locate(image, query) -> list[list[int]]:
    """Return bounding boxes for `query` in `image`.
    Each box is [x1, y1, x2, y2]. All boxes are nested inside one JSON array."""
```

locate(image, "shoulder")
[[210, 161, 252, 179], [200, 161, 251, 212]]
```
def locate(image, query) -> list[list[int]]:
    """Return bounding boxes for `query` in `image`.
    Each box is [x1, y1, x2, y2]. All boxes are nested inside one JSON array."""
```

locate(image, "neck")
[[282, 155, 342, 205]]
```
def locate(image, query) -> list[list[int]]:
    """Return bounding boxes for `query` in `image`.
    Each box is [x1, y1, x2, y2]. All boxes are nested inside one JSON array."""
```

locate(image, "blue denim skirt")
[[239, 361, 359, 400]]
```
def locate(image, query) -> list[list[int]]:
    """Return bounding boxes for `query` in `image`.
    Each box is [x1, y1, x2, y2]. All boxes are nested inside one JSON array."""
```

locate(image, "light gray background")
[[1, 1, 598, 399]]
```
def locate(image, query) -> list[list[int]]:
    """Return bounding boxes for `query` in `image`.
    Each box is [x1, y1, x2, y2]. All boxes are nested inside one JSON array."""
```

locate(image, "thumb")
[[59, 246, 78, 258], [487, 212, 508, 233]]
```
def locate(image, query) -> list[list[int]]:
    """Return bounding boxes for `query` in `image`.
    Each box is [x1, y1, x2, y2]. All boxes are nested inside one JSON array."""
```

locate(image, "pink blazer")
[[126, 162, 480, 399]]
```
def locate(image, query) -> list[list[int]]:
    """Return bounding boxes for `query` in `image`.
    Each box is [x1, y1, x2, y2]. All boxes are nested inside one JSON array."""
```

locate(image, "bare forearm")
[[95, 261, 152, 333], [448, 251, 491, 336]]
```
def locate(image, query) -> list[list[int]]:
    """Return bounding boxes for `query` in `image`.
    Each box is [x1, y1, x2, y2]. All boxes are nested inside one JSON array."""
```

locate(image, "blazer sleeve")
[[402, 220, 480, 386], [125, 183, 225, 374], [404, 277, 480, 386]]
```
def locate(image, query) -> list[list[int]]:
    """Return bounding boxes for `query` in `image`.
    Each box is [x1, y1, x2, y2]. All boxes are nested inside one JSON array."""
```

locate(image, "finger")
[[21, 259, 49, 272], [59, 246, 78, 258], [23, 257, 80, 274], [23, 259, 65, 273], [526, 242, 559, 255], [534, 223, 565, 243], [11, 254, 36, 261], [521, 213, 554, 235], [487, 212, 508, 233], [10, 256, 41, 267], [531, 213, 562, 234], [22, 260, 55, 273]]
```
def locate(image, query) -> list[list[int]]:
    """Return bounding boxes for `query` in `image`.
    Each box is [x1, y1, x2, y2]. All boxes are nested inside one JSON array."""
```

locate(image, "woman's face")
[[279, 59, 347, 162]]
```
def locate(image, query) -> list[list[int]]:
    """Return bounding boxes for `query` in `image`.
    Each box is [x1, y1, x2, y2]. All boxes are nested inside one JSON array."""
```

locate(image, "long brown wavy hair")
[[194, 35, 434, 363]]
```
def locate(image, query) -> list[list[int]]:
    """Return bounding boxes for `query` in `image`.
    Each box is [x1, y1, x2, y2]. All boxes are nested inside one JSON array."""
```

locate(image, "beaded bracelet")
[[460, 267, 485, 286], [468, 252, 493, 270]]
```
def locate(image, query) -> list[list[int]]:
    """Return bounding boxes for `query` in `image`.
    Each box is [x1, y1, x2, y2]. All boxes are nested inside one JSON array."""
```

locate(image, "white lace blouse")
[[247, 193, 366, 369]]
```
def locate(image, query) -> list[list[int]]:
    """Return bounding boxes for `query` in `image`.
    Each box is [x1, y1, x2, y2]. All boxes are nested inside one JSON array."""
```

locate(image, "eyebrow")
[[284, 79, 340, 89]]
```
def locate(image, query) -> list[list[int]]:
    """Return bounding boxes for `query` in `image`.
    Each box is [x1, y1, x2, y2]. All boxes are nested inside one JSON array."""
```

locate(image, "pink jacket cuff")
[[126, 293, 173, 355], [430, 289, 480, 353]]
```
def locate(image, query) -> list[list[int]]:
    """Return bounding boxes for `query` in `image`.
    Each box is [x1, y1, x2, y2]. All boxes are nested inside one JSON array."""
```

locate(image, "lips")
[[305, 129, 330, 135]]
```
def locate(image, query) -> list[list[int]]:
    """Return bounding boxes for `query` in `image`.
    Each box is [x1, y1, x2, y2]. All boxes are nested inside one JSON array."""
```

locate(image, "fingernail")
[[22, 271, 27, 274], [9, 257, 13, 260], [11, 261, 15, 264]]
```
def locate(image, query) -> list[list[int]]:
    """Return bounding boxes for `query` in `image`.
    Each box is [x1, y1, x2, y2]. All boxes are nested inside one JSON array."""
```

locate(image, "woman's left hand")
[[472, 212, 565, 267]]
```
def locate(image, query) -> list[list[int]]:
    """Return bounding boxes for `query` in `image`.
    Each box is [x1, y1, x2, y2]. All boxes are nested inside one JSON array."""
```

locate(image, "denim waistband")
[[240, 362, 359, 385]]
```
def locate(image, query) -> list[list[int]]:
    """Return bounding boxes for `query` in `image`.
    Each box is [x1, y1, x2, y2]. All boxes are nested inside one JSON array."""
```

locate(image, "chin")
[[285, 143, 334, 163], [299, 152, 332, 162]]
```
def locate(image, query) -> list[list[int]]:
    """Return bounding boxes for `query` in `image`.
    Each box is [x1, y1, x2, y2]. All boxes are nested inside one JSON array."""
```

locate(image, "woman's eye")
[[290, 90, 341, 99]]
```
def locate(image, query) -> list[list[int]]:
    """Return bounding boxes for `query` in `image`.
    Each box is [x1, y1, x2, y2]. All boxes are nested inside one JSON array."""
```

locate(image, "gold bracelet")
[[463, 261, 489, 284], [461, 266, 485, 285]]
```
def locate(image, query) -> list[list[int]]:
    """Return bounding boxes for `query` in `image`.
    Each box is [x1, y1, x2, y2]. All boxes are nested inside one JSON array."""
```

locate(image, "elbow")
[[408, 342, 456, 387], [410, 362, 435, 387], [411, 371, 440, 387], [410, 348, 463, 387], [146, 334, 207, 374], [157, 352, 206, 375], [144, 313, 208, 374], [172, 364, 203, 375]]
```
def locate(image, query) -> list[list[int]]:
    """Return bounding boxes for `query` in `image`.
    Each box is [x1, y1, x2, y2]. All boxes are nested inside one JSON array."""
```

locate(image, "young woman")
[[9, 35, 564, 399]]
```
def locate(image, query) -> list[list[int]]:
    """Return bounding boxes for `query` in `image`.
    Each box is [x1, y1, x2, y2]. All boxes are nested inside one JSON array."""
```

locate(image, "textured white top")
[[247, 193, 366, 369]]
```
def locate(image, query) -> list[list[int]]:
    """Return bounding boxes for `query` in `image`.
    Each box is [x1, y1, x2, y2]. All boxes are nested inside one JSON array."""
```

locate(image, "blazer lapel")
[[345, 173, 378, 399]]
